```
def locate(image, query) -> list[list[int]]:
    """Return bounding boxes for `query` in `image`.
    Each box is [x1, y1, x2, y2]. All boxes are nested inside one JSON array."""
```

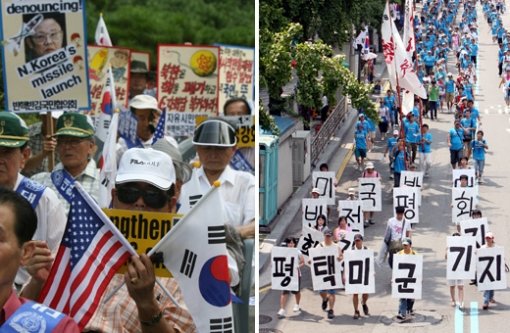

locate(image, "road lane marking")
[[470, 301, 479, 333], [336, 143, 354, 182], [455, 306, 464, 333]]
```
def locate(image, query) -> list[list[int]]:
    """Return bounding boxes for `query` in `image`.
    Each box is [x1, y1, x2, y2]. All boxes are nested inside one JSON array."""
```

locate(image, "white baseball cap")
[[365, 162, 374, 169], [116, 148, 176, 190], [311, 188, 321, 194], [129, 94, 162, 114]]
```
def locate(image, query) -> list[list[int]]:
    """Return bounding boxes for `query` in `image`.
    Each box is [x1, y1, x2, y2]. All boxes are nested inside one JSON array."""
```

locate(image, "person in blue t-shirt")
[[354, 123, 369, 170], [384, 90, 397, 127], [460, 109, 476, 159], [419, 124, 433, 177], [384, 129, 400, 179], [445, 73, 456, 113], [404, 114, 420, 164], [447, 120, 464, 169], [471, 130, 489, 184], [392, 140, 409, 187]]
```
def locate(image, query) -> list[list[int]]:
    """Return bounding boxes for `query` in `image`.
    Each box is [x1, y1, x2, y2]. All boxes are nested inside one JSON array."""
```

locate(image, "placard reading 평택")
[[1, 0, 90, 112]]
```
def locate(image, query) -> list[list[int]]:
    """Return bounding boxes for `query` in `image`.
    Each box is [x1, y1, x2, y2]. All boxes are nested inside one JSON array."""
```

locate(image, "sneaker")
[[321, 299, 328, 311], [277, 308, 286, 318], [459, 302, 464, 310], [390, 174, 394, 179], [293, 304, 301, 312], [451, 301, 456, 307], [362, 303, 370, 316], [482, 304, 489, 310], [327, 309, 334, 319], [353, 310, 360, 319], [396, 314, 405, 321], [369, 220, 375, 225], [479, 177, 484, 184], [364, 221, 369, 228]]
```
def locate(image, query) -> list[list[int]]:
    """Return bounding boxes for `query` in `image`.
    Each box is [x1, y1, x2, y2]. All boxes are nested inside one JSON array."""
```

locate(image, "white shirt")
[[178, 165, 255, 227], [387, 216, 411, 242], [14, 174, 67, 285]]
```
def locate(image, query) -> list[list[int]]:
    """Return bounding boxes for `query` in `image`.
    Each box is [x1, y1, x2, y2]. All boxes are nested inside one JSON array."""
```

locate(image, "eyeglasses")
[[57, 138, 88, 147], [31, 30, 63, 44], [116, 186, 169, 209]]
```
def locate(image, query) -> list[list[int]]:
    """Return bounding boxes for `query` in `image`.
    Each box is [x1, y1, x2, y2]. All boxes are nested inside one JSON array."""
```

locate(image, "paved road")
[[259, 3, 510, 333]]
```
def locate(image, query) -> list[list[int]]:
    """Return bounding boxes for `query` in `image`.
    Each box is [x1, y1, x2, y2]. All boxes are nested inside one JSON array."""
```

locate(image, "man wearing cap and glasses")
[[32, 113, 99, 212], [0, 112, 66, 290], [130, 60, 150, 99]]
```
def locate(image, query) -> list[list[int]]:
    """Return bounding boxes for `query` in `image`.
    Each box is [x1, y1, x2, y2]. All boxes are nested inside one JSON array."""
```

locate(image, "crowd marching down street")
[[270, 0, 508, 327]]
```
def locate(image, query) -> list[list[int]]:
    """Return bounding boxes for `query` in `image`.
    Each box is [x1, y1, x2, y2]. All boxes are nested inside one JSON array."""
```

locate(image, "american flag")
[[39, 182, 135, 330], [151, 109, 166, 144]]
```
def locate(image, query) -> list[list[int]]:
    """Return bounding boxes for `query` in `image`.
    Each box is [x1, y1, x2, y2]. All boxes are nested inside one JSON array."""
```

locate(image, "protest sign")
[[393, 187, 420, 223], [452, 169, 477, 188], [459, 218, 488, 248], [271, 246, 300, 291], [131, 50, 150, 70], [337, 232, 356, 252], [302, 198, 329, 229], [358, 178, 382, 212], [446, 236, 476, 280], [400, 171, 423, 206], [337, 200, 364, 236], [157, 44, 220, 115], [296, 226, 323, 261], [104, 208, 181, 277], [344, 249, 375, 294], [312, 171, 336, 205], [392, 254, 423, 299], [0, 0, 90, 112], [88, 45, 130, 115], [477, 246, 507, 291], [216, 44, 254, 111], [452, 187, 477, 224], [309, 246, 343, 290]]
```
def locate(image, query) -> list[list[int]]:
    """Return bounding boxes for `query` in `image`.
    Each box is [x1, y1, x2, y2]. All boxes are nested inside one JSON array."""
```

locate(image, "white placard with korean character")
[[337, 200, 364, 236], [358, 178, 382, 212], [477, 247, 507, 291], [452, 187, 477, 224], [447, 236, 477, 280], [459, 218, 488, 248], [393, 187, 420, 223], [343, 249, 375, 294], [392, 254, 423, 299], [309, 246, 343, 290], [312, 171, 336, 205], [400, 171, 423, 206], [302, 198, 329, 229], [297, 226, 324, 266], [271, 247, 300, 291]]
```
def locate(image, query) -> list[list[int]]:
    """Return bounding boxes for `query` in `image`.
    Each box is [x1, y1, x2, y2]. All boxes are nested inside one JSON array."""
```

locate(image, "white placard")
[[344, 249, 375, 294], [271, 247, 300, 291], [358, 178, 382, 212], [337, 232, 356, 252], [393, 187, 420, 223], [452, 187, 477, 224], [309, 246, 343, 290], [337, 200, 364, 236], [459, 218, 488, 248], [392, 254, 423, 299], [302, 198, 329, 229], [452, 168, 478, 205], [400, 171, 423, 206], [297, 226, 324, 264], [477, 247, 507, 291], [313, 171, 336, 205], [447, 236, 477, 280]]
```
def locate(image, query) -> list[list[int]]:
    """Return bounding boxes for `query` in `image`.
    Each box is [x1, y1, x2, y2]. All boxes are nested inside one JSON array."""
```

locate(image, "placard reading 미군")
[[0, 0, 90, 112]]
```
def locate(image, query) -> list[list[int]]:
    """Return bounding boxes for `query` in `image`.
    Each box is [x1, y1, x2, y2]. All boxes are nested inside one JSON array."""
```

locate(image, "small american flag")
[[151, 109, 166, 145], [39, 183, 135, 330]]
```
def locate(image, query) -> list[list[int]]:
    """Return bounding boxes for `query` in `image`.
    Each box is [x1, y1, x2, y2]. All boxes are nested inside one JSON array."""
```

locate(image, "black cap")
[[193, 118, 237, 147], [396, 206, 406, 214]]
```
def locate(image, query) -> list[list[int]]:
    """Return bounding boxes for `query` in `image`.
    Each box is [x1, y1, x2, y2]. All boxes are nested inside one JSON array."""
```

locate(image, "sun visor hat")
[[192, 118, 237, 147]]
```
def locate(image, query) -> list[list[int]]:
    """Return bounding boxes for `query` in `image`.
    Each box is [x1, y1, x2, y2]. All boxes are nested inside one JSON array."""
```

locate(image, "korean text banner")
[[104, 208, 181, 277], [157, 44, 220, 115], [216, 44, 254, 111], [0, 0, 90, 113], [87, 45, 130, 115]]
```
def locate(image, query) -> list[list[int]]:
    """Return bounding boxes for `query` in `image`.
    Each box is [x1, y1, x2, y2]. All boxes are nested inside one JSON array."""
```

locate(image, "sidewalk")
[[258, 53, 388, 292]]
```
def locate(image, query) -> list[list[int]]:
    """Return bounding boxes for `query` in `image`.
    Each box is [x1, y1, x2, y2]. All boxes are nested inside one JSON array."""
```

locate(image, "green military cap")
[[0, 112, 29, 148], [55, 113, 95, 138]]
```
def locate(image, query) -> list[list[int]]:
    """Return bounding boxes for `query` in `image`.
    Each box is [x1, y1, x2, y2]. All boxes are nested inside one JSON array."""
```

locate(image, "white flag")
[[152, 186, 233, 333], [98, 106, 118, 208], [95, 14, 112, 46], [403, 0, 415, 60]]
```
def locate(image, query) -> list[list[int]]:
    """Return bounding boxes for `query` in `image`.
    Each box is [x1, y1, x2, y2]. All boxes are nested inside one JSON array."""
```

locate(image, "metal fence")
[[310, 96, 348, 165]]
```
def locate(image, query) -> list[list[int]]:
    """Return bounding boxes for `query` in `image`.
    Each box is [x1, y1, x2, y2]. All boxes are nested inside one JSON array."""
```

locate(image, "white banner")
[[477, 247, 507, 291], [400, 171, 423, 206], [344, 249, 375, 294], [302, 198, 329, 229], [392, 254, 423, 299], [447, 236, 477, 280], [309, 246, 343, 290], [459, 218, 488, 248], [452, 187, 477, 224], [453, 169, 478, 205], [337, 200, 364, 236], [358, 178, 382, 212], [393, 187, 420, 223], [312, 171, 336, 205], [271, 247, 300, 291]]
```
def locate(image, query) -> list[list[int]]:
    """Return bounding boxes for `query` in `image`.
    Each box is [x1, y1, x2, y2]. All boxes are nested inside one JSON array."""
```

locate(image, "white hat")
[[116, 148, 176, 190], [129, 94, 162, 114], [447, 72, 453, 76], [311, 187, 321, 194], [365, 162, 374, 169], [348, 187, 356, 194], [393, 129, 399, 135]]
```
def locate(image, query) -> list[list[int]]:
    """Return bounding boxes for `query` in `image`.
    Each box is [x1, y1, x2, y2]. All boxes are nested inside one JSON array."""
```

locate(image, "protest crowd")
[[0, 2, 255, 332], [271, 0, 507, 325]]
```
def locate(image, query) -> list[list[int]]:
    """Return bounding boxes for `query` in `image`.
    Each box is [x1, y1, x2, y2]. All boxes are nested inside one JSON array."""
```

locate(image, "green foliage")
[[259, 101, 280, 135]]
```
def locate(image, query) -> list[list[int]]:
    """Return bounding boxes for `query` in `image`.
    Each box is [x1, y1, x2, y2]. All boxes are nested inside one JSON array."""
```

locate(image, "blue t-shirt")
[[405, 121, 420, 144], [355, 130, 367, 150], [387, 136, 398, 152], [471, 139, 487, 160], [384, 95, 396, 109], [445, 79, 455, 93], [449, 128, 464, 150], [394, 150, 407, 173], [419, 132, 433, 153]]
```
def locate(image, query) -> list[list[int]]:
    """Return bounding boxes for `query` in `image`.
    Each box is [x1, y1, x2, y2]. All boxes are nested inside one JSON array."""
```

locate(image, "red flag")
[[39, 183, 135, 330]]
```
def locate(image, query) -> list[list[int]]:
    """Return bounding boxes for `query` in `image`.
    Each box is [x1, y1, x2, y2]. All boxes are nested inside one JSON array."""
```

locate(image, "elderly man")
[[0, 112, 66, 288], [22, 148, 197, 332], [32, 113, 99, 211], [130, 60, 149, 99], [223, 97, 254, 173], [0, 188, 80, 331]]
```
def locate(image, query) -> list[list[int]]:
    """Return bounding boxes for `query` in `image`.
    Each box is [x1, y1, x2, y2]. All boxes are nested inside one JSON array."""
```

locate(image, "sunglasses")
[[116, 186, 169, 209]]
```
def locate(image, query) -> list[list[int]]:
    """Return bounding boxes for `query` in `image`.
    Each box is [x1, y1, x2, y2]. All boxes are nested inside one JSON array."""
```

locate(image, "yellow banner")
[[104, 208, 182, 277]]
